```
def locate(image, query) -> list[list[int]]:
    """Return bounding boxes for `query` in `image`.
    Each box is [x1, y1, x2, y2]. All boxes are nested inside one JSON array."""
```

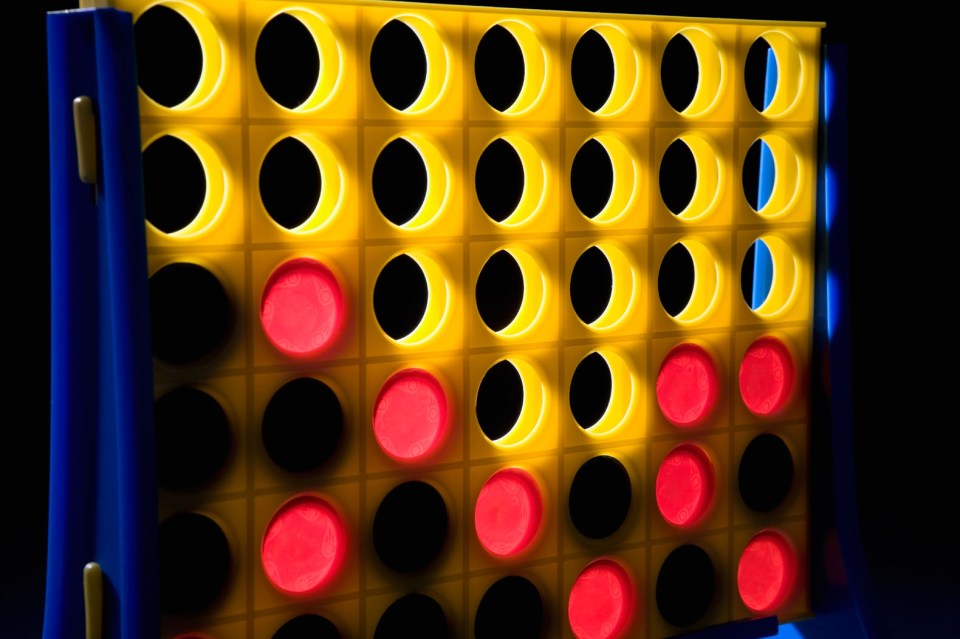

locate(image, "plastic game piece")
[[374, 593, 449, 639], [159, 512, 230, 614], [738, 433, 795, 512], [568, 558, 635, 639], [656, 343, 721, 427], [568, 455, 632, 539], [150, 262, 231, 365], [261, 494, 347, 595], [272, 613, 342, 639], [656, 544, 716, 627], [474, 467, 543, 557], [737, 530, 799, 614], [262, 377, 344, 472], [373, 368, 448, 462], [373, 480, 448, 573], [739, 336, 796, 416], [260, 257, 345, 357], [474, 575, 544, 638], [656, 443, 715, 528], [155, 386, 231, 491]]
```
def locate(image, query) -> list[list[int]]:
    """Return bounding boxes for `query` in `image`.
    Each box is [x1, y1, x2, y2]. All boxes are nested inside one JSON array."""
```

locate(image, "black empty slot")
[[658, 244, 694, 318], [571, 29, 614, 112], [371, 20, 427, 111], [475, 575, 544, 639], [656, 544, 715, 627], [273, 614, 341, 639], [262, 378, 343, 473], [570, 247, 613, 325], [155, 387, 231, 491], [256, 13, 320, 109], [150, 262, 231, 365], [159, 512, 230, 615], [745, 38, 773, 113], [476, 139, 524, 223], [570, 139, 614, 219], [374, 255, 428, 340], [135, 5, 202, 107], [476, 360, 523, 442], [569, 455, 631, 539], [740, 241, 757, 308], [661, 34, 698, 113], [659, 139, 696, 215], [475, 25, 525, 112], [373, 138, 428, 226], [375, 593, 450, 639], [738, 433, 794, 512], [569, 353, 612, 429], [373, 481, 448, 573], [260, 137, 321, 230], [742, 138, 764, 212], [476, 250, 524, 332], [143, 135, 206, 234]]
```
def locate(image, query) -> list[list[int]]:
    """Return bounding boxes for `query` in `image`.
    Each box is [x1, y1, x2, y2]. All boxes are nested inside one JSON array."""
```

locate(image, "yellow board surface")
[[131, 1, 822, 637]]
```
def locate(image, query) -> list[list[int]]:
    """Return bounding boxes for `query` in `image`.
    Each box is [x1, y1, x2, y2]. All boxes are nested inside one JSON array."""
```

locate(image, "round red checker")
[[739, 336, 795, 416], [260, 258, 345, 357], [261, 495, 346, 595], [373, 369, 448, 462], [475, 467, 542, 558], [656, 343, 720, 427], [737, 530, 798, 614], [568, 558, 635, 639], [656, 444, 714, 528]]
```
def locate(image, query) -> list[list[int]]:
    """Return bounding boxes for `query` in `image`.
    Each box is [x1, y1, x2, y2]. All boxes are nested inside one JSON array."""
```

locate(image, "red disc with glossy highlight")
[[373, 368, 448, 462], [656, 444, 714, 528], [260, 258, 345, 357], [568, 558, 635, 639], [261, 495, 346, 595], [656, 343, 720, 427], [739, 336, 795, 416], [475, 467, 542, 558], [737, 530, 798, 614]]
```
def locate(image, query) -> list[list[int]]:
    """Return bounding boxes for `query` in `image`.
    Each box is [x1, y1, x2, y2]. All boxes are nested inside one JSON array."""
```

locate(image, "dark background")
[[15, 2, 956, 638]]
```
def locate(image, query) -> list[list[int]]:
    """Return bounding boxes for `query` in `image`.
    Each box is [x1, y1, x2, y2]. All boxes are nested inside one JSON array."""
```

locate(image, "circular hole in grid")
[[373, 138, 427, 226], [150, 262, 232, 366], [569, 455, 632, 540], [475, 250, 523, 333], [373, 368, 448, 463], [375, 593, 450, 639], [569, 352, 612, 430], [371, 19, 427, 111], [135, 5, 202, 107], [475, 467, 543, 558], [135, 2, 223, 109], [261, 377, 343, 473], [571, 29, 614, 112], [746, 32, 803, 117], [744, 134, 801, 219], [260, 258, 346, 357], [273, 614, 341, 639], [738, 530, 799, 614], [259, 137, 321, 230], [659, 139, 696, 215], [658, 240, 720, 324], [656, 343, 721, 428], [660, 134, 722, 221], [656, 443, 715, 528], [373, 480, 448, 573], [568, 558, 635, 639], [256, 13, 319, 110], [741, 236, 799, 318], [743, 139, 773, 212], [476, 360, 523, 441], [739, 433, 794, 512], [739, 336, 796, 417], [159, 512, 230, 614], [261, 494, 347, 595], [656, 544, 715, 627], [475, 576, 544, 639], [143, 135, 206, 234], [570, 246, 613, 325], [475, 24, 524, 112], [155, 387, 231, 491], [657, 243, 694, 318], [476, 138, 524, 223], [571, 139, 613, 219], [661, 29, 723, 117], [374, 255, 428, 341]]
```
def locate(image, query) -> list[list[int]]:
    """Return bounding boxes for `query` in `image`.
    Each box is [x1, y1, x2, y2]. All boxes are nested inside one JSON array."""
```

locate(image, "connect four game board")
[[46, 1, 824, 637]]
